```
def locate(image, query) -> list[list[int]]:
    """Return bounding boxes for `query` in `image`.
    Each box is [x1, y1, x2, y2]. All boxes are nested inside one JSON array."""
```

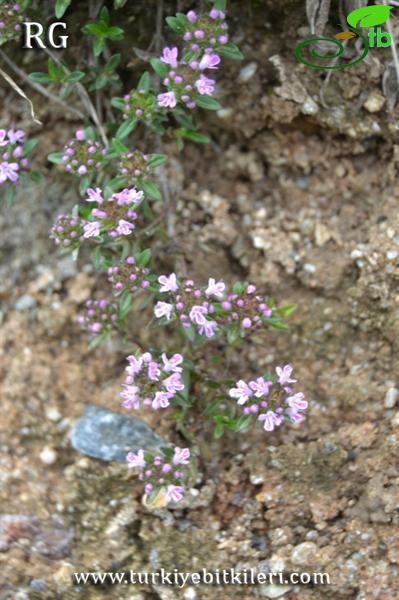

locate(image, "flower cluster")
[[83, 186, 143, 240], [50, 214, 84, 250], [108, 256, 151, 294], [0, 3, 25, 45], [78, 298, 118, 336], [184, 8, 229, 49], [156, 8, 229, 110], [62, 130, 106, 176], [119, 150, 149, 184], [127, 446, 190, 504], [120, 351, 184, 411], [154, 274, 273, 339], [0, 128, 29, 185], [229, 365, 308, 432], [122, 89, 156, 123]]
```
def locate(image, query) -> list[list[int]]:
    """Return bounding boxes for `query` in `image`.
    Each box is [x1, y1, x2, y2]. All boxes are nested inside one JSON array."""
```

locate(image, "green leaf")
[[47, 58, 58, 80], [119, 290, 133, 319], [136, 248, 151, 267], [23, 138, 38, 155], [111, 138, 129, 155], [232, 281, 245, 294], [274, 303, 297, 318], [111, 96, 125, 110], [115, 118, 137, 140], [114, 0, 128, 7], [137, 71, 150, 92], [30, 170, 45, 184], [28, 72, 52, 84], [166, 16, 185, 34], [347, 5, 393, 28], [79, 176, 91, 196], [47, 152, 64, 164], [150, 57, 168, 78], [82, 23, 103, 36], [214, 423, 225, 439], [266, 317, 289, 332], [107, 53, 121, 71], [232, 415, 253, 433], [139, 180, 162, 200], [100, 6, 110, 22], [214, 0, 227, 11], [176, 128, 210, 144], [93, 74, 108, 90], [195, 96, 222, 111], [107, 26, 124, 40], [4, 184, 15, 207], [84, 126, 96, 140], [94, 37, 105, 57], [55, 0, 72, 18], [218, 42, 244, 61], [68, 70, 86, 83], [147, 153, 168, 168]]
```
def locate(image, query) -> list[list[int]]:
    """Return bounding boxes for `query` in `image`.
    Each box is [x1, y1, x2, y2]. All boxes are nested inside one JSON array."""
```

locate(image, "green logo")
[[295, 5, 393, 69]]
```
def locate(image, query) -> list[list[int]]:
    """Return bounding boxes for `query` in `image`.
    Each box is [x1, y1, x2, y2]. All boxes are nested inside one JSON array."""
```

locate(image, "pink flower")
[[189, 305, 208, 325], [173, 447, 190, 465], [154, 301, 174, 320], [86, 187, 104, 204], [159, 273, 179, 293], [166, 484, 185, 503], [7, 129, 25, 144], [160, 46, 178, 68], [0, 130, 8, 146], [186, 10, 197, 23], [163, 372, 184, 394], [198, 319, 218, 338], [249, 377, 272, 398], [157, 91, 177, 108], [152, 391, 172, 409], [287, 408, 305, 424], [127, 449, 146, 468], [0, 161, 19, 183], [116, 219, 135, 236], [126, 355, 143, 375], [114, 187, 143, 205], [195, 74, 215, 96], [161, 353, 183, 373], [205, 277, 225, 298], [120, 384, 140, 409], [286, 392, 308, 411], [276, 364, 297, 386], [199, 53, 221, 70], [229, 380, 253, 405], [258, 410, 279, 432], [147, 361, 160, 381], [83, 221, 101, 238]]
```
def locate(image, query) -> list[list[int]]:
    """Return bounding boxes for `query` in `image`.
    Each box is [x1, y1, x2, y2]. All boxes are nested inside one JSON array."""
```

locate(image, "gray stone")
[[385, 388, 398, 409], [259, 584, 293, 598], [30, 579, 47, 591], [70, 405, 164, 463], [15, 294, 36, 311]]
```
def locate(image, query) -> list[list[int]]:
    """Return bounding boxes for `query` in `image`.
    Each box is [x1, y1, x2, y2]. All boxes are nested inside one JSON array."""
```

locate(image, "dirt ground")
[[1, 1, 399, 599]]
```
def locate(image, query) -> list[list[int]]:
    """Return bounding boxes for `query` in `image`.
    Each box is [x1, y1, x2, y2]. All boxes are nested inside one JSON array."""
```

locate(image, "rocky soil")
[[1, 1, 399, 599]]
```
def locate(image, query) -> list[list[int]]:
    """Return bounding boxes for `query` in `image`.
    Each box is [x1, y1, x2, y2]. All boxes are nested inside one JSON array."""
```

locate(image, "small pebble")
[[46, 407, 62, 422], [303, 263, 316, 274], [386, 250, 398, 261], [40, 446, 58, 465], [385, 388, 398, 409], [30, 579, 47, 591], [15, 294, 36, 311], [239, 61, 258, 82]]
